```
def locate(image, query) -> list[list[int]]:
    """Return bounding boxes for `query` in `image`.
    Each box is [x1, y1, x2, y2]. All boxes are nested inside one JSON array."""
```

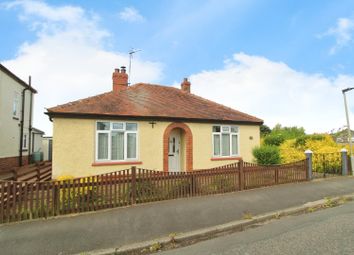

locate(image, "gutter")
[[45, 112, 264, 126]]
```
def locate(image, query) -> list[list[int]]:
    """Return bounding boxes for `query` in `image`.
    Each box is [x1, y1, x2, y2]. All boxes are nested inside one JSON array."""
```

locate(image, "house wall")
[[32, 133, 43, 153], [0, 69, 33, 170], [52, 118, 260, 178], [42, 137, 53, 161]]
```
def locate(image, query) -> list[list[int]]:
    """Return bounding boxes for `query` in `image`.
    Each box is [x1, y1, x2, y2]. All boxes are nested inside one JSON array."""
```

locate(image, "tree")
[[271, 124, 305, 140], [260, 124, 271, 137]]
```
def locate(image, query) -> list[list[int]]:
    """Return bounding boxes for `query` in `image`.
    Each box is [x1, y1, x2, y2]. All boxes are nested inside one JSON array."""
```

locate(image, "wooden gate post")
[[341, 148, 348, 176], [275, 167, 279, 184], [53, 182, 60, 216], [131, 167, 137, 204], [191, 173, 197, 196], [36, 166, 41, 181], [305, 150, 313, 181], [238, 160, 244, 190]]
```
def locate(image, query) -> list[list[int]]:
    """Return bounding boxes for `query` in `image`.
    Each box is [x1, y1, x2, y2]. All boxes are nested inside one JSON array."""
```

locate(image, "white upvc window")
[[212, 125, 239, 157], [13, 92, 19, 117], [96, 121, 138, 161]]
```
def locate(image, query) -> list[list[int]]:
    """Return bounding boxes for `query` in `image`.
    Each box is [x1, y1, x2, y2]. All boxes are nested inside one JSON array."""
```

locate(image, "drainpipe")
[[19, 86, 28, 166], [28, 76, 33, 163], [18, 76, 31, 166]]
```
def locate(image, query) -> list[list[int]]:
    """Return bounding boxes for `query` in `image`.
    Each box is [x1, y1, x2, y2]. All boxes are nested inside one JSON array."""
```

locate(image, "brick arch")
[[163, 122, 193, 172]]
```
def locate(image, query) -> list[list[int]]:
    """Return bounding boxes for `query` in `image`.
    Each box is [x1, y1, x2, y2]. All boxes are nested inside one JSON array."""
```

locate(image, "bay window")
[[96, 122, 138, 161], [212, 125, 239, 157]]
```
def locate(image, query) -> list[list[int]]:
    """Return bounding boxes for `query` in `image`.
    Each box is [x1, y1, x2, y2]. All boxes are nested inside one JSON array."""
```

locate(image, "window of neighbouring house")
[[22, 133, 28, 150], [13, 92, 19, 117], [96, 121, 138, 161], [212, 125, 239, 157]]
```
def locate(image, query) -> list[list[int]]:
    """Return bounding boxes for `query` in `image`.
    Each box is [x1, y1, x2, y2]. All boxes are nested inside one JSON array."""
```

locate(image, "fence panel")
[[0, 160, 307, 224], [0, 161, 52, 182], [278, 160, 307, 183], [244, 167, 276, 189], [243, 160, 307, 189]]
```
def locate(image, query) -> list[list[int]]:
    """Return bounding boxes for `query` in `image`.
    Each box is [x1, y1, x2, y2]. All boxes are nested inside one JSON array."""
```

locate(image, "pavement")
[[160, 199, 354, 255], [1, 177, 354, 255]]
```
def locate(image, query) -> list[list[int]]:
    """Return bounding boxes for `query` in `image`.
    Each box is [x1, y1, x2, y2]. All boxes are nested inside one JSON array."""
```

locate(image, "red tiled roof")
[[46, 83, 263, 124]]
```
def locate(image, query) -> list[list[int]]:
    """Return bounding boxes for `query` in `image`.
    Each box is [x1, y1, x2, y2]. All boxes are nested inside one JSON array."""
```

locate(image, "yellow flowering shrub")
[[55, 175, 100, 208], [279, 139, 305, 163], [280, 134, 348, 164], [56, 175, 74, 181]]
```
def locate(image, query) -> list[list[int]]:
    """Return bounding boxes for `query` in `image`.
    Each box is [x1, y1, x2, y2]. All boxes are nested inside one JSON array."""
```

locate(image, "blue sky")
[[1, 0, 354, 134]]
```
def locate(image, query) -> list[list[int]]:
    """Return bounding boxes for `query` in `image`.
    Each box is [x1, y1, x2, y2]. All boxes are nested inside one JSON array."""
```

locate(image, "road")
[[161, 201, 354, 255]]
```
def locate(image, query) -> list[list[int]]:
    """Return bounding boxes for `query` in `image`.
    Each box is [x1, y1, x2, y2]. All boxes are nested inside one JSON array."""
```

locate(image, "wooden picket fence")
[[0, 160, 307, 224]]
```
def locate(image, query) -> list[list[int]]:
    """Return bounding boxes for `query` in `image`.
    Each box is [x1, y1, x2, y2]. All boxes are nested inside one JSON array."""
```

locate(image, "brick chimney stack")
[[181, 78, 191, 93], [112, 66, 128, 93]]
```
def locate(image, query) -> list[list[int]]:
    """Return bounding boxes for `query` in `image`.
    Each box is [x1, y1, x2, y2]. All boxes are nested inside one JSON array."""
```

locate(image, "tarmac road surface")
[[161, 201, 354, 255]]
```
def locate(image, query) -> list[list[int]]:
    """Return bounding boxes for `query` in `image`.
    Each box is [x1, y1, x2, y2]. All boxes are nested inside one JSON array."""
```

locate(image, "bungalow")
[[46, 67, 263, 178]]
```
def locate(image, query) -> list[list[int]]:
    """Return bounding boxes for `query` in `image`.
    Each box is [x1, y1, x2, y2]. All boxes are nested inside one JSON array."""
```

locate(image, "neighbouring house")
[[331, 128, 354, 144], [41, 136, 53, 161], [31, 128, 45, 153], [0, 63, 40, 172], [46, 67, 263, 178]]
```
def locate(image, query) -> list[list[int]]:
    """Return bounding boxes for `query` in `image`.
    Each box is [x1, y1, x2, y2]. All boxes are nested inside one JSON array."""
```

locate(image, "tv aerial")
[[128, 48, 142, 85]]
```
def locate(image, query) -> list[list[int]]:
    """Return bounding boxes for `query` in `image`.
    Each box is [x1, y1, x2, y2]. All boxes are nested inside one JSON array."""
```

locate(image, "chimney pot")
[[181, 77, 191, 93], [112, 67, 128, 93]]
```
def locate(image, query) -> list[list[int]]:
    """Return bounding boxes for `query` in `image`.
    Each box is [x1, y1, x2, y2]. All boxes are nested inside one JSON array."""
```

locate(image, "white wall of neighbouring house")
[[32, 132, 43, 153], [0, 70, 33, 160], [42, 137, 53, 161]]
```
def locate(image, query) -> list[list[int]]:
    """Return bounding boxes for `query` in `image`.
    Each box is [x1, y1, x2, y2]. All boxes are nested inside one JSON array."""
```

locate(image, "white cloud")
[[190, 53, 354, 134], [321, 17, 354, 54], [119, 7, 145, 23], [2, 1, 162, 135]]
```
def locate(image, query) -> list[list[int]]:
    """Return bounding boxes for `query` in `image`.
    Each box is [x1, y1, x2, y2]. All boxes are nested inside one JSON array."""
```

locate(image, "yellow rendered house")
[[46, 67, 263, 178]]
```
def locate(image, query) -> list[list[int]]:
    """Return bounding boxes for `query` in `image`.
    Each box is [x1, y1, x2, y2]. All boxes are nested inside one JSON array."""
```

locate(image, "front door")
[[168, 130, 181, 172]]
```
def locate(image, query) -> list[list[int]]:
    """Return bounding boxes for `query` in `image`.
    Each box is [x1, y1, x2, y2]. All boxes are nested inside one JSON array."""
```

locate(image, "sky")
[[1, 0, 354, 135]]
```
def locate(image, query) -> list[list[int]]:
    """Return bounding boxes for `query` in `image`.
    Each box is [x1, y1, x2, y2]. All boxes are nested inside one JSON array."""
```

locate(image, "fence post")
[[36, 166, 41, 181], [305, 150, 313, 181], [191, 172, 197, 196], [53, 182, 60, 216], [131, 166, 137, 204], [238, 159, 244, 191], [275, 167, 279, 184], [341, 148, 348, 176], [11, 169, 18, 181]]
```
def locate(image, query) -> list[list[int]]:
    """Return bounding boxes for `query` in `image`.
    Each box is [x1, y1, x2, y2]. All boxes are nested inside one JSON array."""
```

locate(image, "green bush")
[[253, 145, 281, 165], [263, 133, 285, 146]]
